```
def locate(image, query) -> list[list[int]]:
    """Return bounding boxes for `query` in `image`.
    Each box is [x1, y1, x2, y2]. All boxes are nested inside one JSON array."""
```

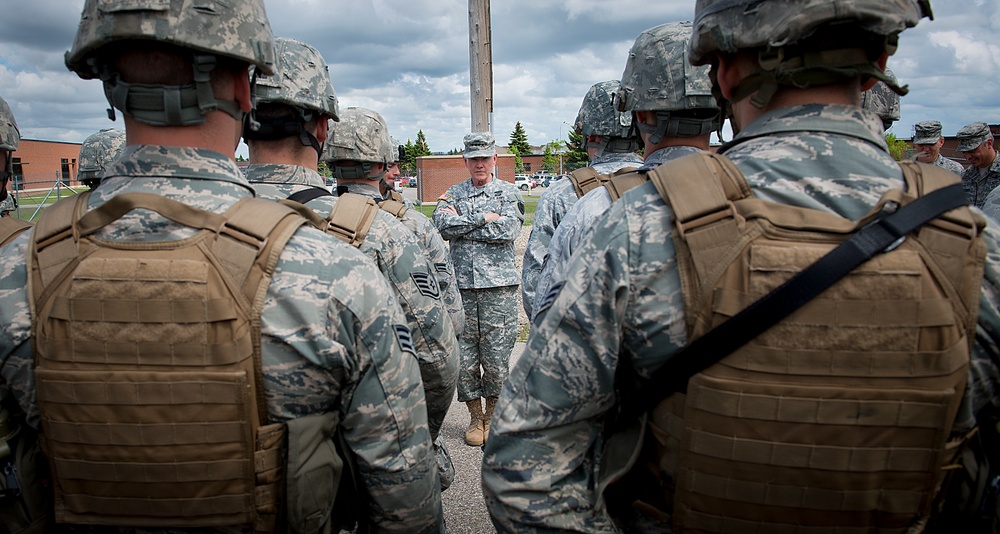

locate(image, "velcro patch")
[[411, 271, 441, 299], [394, 324, 417, 356], [536, 281, 564, 315]]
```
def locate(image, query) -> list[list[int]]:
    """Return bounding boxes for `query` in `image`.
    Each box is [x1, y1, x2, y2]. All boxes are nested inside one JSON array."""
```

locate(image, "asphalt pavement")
[[440, 341, 526, 534]]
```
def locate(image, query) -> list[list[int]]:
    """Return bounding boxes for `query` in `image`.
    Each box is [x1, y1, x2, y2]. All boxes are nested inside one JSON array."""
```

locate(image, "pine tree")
[[509, 146, 525, 174], [542, 141, 561, 173], [564, 129, 589, 172], [414, 130, 433, 157], [509, 122, 532, 156]]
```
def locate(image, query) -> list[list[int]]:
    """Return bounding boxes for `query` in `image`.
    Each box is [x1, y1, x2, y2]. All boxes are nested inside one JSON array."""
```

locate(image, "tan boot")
[[465, 399, 485, 446], [483, 397, 497, 443]]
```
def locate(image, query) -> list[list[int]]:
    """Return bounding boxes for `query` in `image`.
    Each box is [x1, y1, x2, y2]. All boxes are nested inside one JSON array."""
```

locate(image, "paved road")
[[440, 341, 525, 534]]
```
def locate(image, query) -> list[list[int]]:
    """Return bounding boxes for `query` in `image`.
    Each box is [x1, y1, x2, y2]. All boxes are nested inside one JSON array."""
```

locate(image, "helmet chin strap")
[[101, 54, 245, 127]]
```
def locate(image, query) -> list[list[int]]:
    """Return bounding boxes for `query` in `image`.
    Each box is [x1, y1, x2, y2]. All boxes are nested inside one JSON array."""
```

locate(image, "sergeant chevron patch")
[[411, 271, 441, 299]]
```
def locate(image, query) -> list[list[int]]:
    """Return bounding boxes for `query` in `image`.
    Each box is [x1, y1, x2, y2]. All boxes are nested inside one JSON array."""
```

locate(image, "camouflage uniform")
[[531, 146, 699, 322], [859, 67, 900, 131], [77, 128, 126, 189], [958, 122, 1000, 209], [1, 146, 445, 533], [433, 134, 524, 409], [521, 80, 642, 318], [483, 1, 1000, 529], [0, 96, 17, 217], [482, 102, 1000, 533], [913, 120, 965, 175], [983, 186, 1000, 222]]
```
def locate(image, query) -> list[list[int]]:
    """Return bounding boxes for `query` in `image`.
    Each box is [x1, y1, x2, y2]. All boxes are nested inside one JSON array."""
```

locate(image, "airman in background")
[[957, 121, 1000, 208], [76, 128, 126, 190]]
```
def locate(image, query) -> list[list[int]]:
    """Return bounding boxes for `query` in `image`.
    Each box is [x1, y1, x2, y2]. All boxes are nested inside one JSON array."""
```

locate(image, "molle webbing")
[[324, 192, 379, 248], [641, 153, 985, 533], [379, 198, 409, 219], [569, 165, 640, 199], [386, 189, 406, 204], [603, 169, 647, 202], [28, 192, 306, 530], [0, 216, 32, 246]]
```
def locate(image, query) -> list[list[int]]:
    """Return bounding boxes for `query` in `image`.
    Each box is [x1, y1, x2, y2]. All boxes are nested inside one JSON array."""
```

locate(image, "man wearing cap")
[[958, 121, 1000, 208], [433, 132, 524, 447], [914, 120, 964, 175]]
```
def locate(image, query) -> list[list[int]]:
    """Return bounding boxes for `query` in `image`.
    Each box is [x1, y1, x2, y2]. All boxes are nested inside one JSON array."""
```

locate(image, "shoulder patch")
[[536, 281, 564, 315], [411, 271, 441, 299], [393, 324, 417, 356], [438, 192, 452, 201]]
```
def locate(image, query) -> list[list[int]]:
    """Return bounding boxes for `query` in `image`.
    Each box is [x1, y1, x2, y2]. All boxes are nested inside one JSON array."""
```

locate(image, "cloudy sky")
[[0, 0, 997, 157]]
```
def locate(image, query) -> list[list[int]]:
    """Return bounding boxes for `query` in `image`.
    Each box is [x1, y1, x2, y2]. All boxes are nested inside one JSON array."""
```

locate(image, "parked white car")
[[514, 175, 536, 191]]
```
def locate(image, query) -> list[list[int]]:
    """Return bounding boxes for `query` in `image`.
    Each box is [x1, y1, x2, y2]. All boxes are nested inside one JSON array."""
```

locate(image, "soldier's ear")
[[235, 67, 253, 113]]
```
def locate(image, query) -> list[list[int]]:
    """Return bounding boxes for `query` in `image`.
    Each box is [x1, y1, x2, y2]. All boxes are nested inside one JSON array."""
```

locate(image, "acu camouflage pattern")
[[77, 128, 126, 183], [434, 176, 523, 403], [530, 147, 699, 322], [247, 165, 458, 444], [617, 21, 714, 113], [463, 132, 496, 158], [65, 0, 276, 78], [481, 103, 1000, 532], [321, 107, 390, 166], [0, 95, 18, 151], [982, 185, 1000, 223], [575, 80, 632, 139], [933, 154, 966, 175], [520, 151, 643, 318], [688, 0, 931, 66], [255, 36, 339, 119], [957, 121, 994, 152], [913, 120, 945, 145], [0, 146, 444, 533], [961, 151, 1000, 209]]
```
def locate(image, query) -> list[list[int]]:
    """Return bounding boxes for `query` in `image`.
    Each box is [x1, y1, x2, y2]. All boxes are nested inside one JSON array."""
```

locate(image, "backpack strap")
[[568, 167, 603, 198], [0, 217, 32, 247], [386, 189, 406, 203], [379, 198, 409, 219], [287, 186, 334, 205], [325, 192, 379, 248], [602, 167, 645, 201]]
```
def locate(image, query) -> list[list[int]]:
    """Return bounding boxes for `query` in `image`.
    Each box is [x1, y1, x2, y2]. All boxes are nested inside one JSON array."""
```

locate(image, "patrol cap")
[[913, 120, 943, 145], [463, 132, 496, 158], [957, 122, 993, 152], [0, 96, 19, 152]]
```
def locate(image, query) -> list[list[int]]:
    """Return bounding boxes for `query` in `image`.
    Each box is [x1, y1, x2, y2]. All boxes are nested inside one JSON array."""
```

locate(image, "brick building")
[[9, 139, 84, 193], [416, 153, 519, 203]]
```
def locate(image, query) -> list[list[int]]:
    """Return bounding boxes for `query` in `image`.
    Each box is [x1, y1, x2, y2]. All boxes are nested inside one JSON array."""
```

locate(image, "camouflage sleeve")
[[433, 194, 487, 240], [369, 214, 458, 441], [964, 219, 1000, 429], [482, 201, 632, 533], [521, 185, 572, 317], [467, 189, 525, 244], [532, 189, 614, 322], [982, 188, 1000, 223], [411, 213, 465, 335], [0, 232, 38, 428]]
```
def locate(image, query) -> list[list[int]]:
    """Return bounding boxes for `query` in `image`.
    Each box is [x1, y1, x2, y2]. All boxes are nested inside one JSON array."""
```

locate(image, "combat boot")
[[483, 397, 497, 443], [465, 398, 485, 446]]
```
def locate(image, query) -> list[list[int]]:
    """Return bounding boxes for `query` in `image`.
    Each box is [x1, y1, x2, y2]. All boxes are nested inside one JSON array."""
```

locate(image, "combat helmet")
[[574, 80, 639, 157], [861, 67, 901, 131], [77, 128, 126, 189], [617, 21, 720, 145], [689, 0, 931, 108], [243, 36, 339, 155], [0, 96, 19, 203], [64, 0, 275, 127], [321, 107, 391, 181]]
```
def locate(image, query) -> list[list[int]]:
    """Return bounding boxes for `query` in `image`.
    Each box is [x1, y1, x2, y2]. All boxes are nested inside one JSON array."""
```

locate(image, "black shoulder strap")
[[629, 181, 970, 414], [287, 186, 334, 205]]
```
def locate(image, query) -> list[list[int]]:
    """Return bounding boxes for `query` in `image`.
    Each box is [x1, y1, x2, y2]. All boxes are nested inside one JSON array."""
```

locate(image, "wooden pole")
[[469, 0, 493, 134]]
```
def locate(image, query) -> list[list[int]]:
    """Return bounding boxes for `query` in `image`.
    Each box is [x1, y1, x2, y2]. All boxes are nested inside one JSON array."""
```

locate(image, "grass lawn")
[[418, 196, 538, 226], [5, 187, 86, 221]]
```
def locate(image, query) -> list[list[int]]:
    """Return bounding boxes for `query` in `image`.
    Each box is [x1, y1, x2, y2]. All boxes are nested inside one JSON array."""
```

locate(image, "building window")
[[524, 163, 532, 172]]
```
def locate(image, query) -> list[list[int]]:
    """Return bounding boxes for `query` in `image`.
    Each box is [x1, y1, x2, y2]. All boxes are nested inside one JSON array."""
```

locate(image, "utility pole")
[[468, 0, 493, 134]]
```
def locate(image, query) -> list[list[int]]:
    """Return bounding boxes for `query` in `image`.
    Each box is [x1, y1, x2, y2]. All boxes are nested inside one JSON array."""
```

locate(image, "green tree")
[[885, 133, 910, 161], [509, 122, 532, 157], [509, 146, 525, 174], [542, 141, 561, 173], [564, 129, 589, 171]]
